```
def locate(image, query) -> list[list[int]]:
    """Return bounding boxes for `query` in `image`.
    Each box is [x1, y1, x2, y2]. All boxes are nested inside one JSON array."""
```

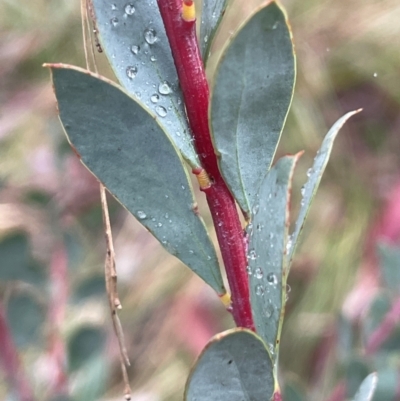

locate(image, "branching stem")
[[157, 0, 254, 330]]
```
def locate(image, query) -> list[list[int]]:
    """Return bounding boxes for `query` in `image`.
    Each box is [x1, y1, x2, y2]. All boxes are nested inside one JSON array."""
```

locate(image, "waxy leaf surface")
[[185, 329, 274, 401], [91, 0, 199, 167], [200, 0, 230, 63], [289, 110, 361, 263], [49, 65, 225, 294], [353, 373, 378, 401], [210, 1, 295, 213], [248, 155, 298, 358]]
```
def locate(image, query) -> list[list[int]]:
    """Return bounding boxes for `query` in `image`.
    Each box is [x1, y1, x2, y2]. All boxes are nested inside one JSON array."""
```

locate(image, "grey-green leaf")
[[6, 293, 45, 348], [377, 242, 400, 293], [49, 65, 225, 294], [200, 0, 230, 63], [185, 329, 274, 401], [91, 0, 199, 168], [353, 373, 378, 401], [289, 110, 361, 263], [210, 1, 295, 214], [248, 155, 299, 359]]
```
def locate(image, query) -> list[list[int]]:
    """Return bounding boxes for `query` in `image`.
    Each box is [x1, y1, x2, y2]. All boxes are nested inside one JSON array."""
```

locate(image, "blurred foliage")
[[0, 0, 399, 400]]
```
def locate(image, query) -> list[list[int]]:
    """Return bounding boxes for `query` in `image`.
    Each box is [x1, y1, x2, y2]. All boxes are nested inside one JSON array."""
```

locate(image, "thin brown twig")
[[80, 1, 131, 398]]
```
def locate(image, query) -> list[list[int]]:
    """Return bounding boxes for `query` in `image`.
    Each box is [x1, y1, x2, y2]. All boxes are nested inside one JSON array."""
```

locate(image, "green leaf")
[[91, 0, 199, 168], [184, 328, 274, 401], [6, 293, 45, 348], [0, 233, 44, 284], [353, 373, 378, 401], [72, 275, 106, 303], [377, 242, 400, 293], [48, 65, 225, 294], [200, 0, 230, 63], [346, 358, 371, 399], [210, 1, 296, 214], [283, 382, 306, 401], [372, 369, 396, 401], [289, 110, 361, 263], [67, 325, 106, 372], [248, 155, 299, 359]]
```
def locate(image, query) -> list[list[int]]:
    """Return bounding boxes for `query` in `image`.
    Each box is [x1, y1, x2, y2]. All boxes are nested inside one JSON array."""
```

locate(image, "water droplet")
[[246, 223, 253, 236], [252, 204, 259, 215], [126, 65, 138, 79], [204, 35, 209, 43], [255, 268, 263, 279], [124, 3, 135, 15], [189, 250, 194, 254], [151, 217, 156, 222], [256, 285, 264, 296], [272, 21, 279, 30], [111, 3, 117, 10], [131, 45, 140, 55], [301, 185, 305, 197], [207, 255, 212, 260], [151, 94, 159, 103], [137, 211, 146, 219], [266, 273, 278, 285], [246, 266, 252, 275], [164, 213, 169, 219], [373, 72, 378, 78], [181, 185, 185, 190], [155, 105, 167, 117], [248, 249, 257, 260], [265, 300, 274, 318], [158, 81, 172, 95], [135, 91, 141, 99], [150, 55, 157, 62], [268, 343, 275, 355], [165, 194, 169, 199], [157, 222, 163, 227], [307, 168, 313, 177], [144, 28, 157, 44], [176, 131, 181, 137], [110, 17, 119, 27], [269, 233, 274, 240], [286, 237, 293, 253]]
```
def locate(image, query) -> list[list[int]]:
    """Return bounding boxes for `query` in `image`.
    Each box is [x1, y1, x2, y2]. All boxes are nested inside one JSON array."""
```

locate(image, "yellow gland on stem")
[[193, 168, 212, 190], [219, 292, 232, 308], [182, 0, 196, 22]]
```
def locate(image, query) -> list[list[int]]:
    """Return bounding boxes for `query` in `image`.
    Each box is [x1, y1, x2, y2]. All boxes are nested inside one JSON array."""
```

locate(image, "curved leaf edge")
[[353, 372, 378, 401], [183, 328, 275, 399], [209, 0, 297, 214], [288, 109, 362, 266], [201, 0, 232, 65], [45, 63, 225, 294]]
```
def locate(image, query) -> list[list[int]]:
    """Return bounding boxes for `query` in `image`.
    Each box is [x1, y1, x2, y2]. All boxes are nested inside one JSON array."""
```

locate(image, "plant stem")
[[157, 0, 254, 330]]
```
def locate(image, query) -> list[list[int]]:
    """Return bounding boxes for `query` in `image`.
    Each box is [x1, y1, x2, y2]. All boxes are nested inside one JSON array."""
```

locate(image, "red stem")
[[366, 296, 400, 355], [0, 304, 35, 401], [156, 0, 254, 329], [47, 244, 68, 396]]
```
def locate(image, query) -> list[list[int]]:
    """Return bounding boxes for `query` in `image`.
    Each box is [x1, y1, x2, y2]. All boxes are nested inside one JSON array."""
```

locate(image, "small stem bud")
[[182, 0, 196, 22]]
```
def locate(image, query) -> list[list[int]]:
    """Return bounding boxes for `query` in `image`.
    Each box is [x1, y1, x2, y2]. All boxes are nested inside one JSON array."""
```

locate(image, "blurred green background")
[[0, 0, 399, 400]]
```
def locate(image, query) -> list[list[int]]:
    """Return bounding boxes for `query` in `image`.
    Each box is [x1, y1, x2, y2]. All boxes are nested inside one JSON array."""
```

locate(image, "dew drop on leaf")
[[131, 45, 140, 55], [155, 105, 167, 117], [137, 211, 146, 219], [111, 3, 117, 10], [110, 17, 119, 27], [252, 204, 259, 215], [307, 167, 313, 177], [255, 268, 263, 279], [247, 249, 257, 260], [144, 28, 157, 44], [158, 81, 172, 95], [124, 3, 135, 15], [150, 55, 157, 62], [150, 94, 159, 103], [266, 273, 278, 285], [126, 66, 138, 79], [255, 284, 264, 296]]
